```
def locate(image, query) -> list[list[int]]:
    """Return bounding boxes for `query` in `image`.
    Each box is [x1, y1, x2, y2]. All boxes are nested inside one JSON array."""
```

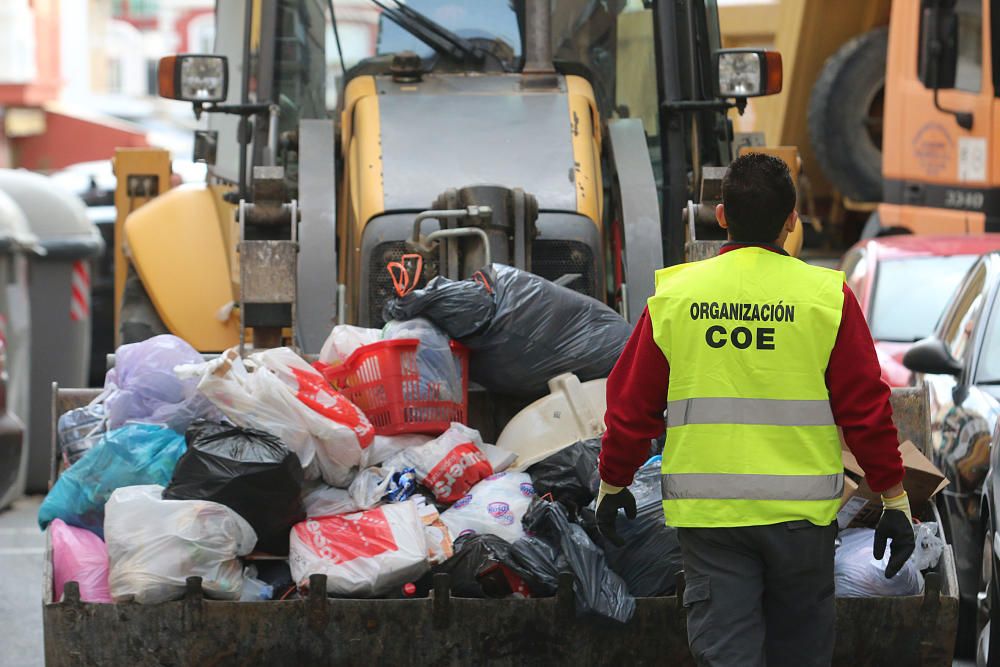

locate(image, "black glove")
[[873, 509, 916, 578], [596, 487, 637, 548]]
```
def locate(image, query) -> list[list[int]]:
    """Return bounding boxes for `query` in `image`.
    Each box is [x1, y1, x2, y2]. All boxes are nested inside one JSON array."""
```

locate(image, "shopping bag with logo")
[[288, 499, 429, 597], [178, 348, 373, 487], [386, 423, 513, 503], [439, 471, 535, 543]]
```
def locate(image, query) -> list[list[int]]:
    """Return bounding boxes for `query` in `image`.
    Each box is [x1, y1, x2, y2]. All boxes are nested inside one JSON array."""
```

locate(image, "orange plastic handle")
[[387, 253, 424, 297]]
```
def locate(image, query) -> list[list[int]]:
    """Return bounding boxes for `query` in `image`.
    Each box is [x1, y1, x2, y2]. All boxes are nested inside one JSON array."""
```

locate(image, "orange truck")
[[878, 0, 998, 236], [721, 0, 996, 238]]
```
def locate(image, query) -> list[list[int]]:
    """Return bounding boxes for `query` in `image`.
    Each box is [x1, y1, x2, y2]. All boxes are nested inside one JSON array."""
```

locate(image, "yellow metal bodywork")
[[566, 75, 603, 227], [210, 183, 240, 293], [337, 72, 605, 320], [338, 76, 385, 318], [112, 148, 172, 344], [720, 0, 891, 197], [123, 184, 239, 351]]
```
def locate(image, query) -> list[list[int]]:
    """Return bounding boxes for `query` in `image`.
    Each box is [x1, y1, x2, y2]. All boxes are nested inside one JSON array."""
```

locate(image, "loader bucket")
[[42, 385, 957, 665]]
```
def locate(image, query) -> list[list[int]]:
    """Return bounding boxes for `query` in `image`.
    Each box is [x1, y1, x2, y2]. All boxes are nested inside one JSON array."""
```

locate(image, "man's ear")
[[785, 210, 798, 233], [716, 204, 728, 231]]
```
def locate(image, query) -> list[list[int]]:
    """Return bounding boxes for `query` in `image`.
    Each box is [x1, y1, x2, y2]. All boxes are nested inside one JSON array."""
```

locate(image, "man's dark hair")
[[721, 153, 796, 243]]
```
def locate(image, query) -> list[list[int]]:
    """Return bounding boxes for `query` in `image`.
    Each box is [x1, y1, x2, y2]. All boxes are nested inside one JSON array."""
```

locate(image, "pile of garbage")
[[40, 263, 942, 623], [41, 267, 656, 622]]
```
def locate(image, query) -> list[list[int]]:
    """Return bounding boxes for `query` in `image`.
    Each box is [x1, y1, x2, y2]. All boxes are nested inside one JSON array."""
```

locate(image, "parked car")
[[842, 235, 1000, 386], [903, 251, 1000, 652], [979, 422, 1000, 665]]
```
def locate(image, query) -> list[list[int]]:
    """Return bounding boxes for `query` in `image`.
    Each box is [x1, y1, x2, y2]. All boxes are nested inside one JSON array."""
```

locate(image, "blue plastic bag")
[[38, 424, 186, 537]]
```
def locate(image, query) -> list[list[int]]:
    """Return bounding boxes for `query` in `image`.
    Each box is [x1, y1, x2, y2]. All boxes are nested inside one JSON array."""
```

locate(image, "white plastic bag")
[[348, 466, 396, 510], [834, 526, 941, 598], [302, 482, 362, 517], [911, 522, 946, 571], [105, 485, 257, 604], [362, 433, 433, 468], [440, 471, 535, 543], [179, 348, 373, 487], [319, 325, 381, 365], [385, 423, 500, 503], [288, 500, 429, 597]]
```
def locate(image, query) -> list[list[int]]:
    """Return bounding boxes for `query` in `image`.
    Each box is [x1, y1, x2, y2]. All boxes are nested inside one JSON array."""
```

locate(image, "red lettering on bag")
[[424, 442, 493, 503], [294, 508, 397, 565], [291, 367, 375, 447]]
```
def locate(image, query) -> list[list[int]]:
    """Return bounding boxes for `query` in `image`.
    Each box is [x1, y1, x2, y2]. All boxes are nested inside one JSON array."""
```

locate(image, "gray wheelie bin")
[[0, 169, 103, 492], [0, 189, 32, 509], [41, 386, 959, 666]]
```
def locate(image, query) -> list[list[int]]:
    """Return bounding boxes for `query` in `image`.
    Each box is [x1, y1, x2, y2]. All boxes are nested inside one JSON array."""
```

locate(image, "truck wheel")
[[119, 264, 168, 344], [807, 27, 888, 203]]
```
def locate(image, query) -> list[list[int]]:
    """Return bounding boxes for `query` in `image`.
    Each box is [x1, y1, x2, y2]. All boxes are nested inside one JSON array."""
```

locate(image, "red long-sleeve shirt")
[[598, 243, 905, 493]]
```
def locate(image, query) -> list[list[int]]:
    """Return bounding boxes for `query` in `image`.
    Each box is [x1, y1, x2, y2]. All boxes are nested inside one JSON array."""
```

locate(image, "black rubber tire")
[[808, 27, 888, 202], [119, 264, 169, 344]]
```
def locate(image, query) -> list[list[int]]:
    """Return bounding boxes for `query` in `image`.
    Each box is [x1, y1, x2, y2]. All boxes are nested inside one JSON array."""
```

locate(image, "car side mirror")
[[902, 336, 963, 376]]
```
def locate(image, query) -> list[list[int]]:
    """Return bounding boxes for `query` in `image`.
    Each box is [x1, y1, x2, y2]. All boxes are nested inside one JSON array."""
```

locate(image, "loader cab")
[[133, 0, 785, 353], [880, 0, 999, 234], [334, 1, 609, 326]]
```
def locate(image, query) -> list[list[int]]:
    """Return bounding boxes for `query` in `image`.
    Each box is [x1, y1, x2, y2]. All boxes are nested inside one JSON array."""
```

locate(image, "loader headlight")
[[715, 49, 783, 98], [158, 55, 229, 103]]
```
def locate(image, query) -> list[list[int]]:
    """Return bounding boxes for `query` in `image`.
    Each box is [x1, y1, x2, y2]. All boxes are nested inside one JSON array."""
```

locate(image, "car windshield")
[[869, 255, 979, 342], [976, 291, 1000, 383]]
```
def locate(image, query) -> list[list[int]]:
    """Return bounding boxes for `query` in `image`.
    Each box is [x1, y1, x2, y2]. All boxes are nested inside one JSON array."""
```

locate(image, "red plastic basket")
[[319, 338, 469, 436]]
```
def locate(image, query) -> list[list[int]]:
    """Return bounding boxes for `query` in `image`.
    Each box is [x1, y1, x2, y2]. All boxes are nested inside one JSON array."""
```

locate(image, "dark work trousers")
[[677, 520, 839, 667]]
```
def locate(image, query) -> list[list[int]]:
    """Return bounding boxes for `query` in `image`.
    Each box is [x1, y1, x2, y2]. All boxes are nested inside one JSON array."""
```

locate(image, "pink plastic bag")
[[51, 518, 112, 603]]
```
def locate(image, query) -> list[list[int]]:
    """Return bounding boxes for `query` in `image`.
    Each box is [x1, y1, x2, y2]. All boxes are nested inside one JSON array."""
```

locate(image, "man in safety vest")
[[596, 153, 913, 666]]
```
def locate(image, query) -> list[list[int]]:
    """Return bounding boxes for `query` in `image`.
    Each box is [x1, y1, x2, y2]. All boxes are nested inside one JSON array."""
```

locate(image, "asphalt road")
[[0, 495, 44, 667]]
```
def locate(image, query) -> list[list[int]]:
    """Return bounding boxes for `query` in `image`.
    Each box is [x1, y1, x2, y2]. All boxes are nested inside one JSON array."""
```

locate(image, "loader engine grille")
[[368, 242, 441, 327], [530, 240, 597, 297]]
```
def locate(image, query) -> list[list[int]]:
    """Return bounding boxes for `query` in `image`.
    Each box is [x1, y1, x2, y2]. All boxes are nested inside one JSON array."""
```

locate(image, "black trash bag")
[[527, 438, 601, 516], [253, 560, 296, 601], [163, 420, 306, 555], [583, 464, 682, 597], [521, 499, 636, 622], [384, 275, 495, 338], [420, 533, 540, 598], [385, 264, 631, 397], [508, 535, 567, 596]]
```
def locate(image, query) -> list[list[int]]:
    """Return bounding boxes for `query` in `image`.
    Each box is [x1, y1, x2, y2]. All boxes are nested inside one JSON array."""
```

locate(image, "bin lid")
[[0, 169, 103, 258], [497, 374, 608, 470], [0, 189, 38, 253]]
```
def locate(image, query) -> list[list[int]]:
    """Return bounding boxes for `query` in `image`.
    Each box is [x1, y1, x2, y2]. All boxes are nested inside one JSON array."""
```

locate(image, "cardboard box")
[[837, 440, 948, 528]]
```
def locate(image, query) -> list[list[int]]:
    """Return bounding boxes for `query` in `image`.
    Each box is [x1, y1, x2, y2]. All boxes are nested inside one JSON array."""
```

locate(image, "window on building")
[[112, 0, 160, 18]]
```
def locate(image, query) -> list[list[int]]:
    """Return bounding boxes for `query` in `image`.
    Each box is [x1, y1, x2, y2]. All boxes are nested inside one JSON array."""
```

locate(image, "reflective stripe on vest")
[[661, 472, 844, 501], [666, 397, 835, 428], [648, 247, 847, 528]]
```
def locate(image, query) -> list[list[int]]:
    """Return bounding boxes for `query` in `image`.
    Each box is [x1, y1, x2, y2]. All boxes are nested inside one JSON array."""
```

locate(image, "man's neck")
[[720, 240, 789, 256]]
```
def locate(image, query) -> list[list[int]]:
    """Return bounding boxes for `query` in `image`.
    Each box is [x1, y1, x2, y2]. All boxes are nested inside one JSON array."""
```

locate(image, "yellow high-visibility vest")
[[648, 246, 845, 527]]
